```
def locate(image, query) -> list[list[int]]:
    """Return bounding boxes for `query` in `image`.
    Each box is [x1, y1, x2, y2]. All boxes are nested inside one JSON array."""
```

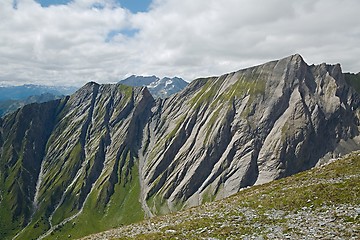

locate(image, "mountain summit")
[[119, 75, 188, 98], [0, 54, 359, 239]]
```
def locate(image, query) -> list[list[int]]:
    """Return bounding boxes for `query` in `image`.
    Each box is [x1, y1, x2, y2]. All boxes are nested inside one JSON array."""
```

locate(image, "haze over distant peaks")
[[0, 84, 78, 117], [0, 84, 77, 101]]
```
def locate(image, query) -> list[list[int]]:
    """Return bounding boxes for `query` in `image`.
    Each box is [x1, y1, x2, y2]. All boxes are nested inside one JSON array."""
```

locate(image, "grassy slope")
[[45, 162, 144, 240], [6, 85, 143, 240], [81, 152, 360, 240]]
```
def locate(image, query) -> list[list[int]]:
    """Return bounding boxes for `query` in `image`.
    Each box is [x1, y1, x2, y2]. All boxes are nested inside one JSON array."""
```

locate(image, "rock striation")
[[140, 54, 360, 213], [0, 54, 359, 239]]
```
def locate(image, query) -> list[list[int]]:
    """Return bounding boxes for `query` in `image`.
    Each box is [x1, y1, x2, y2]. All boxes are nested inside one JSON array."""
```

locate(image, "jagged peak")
[[76, 82, 152, 96], [140, 86, 153, 98], [180, 54, 353, 106], [291, 53, 304, 61], [73, 81, 99, 95], [85, 81, 100, 87], [128, 74, 158, 79], [272, 53, 307, 70]]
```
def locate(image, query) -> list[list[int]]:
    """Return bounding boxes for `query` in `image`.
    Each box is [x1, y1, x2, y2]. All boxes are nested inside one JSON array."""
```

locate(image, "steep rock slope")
[[140, 54, 360, 213], [0, 54, 359, 239], [0, 100, 61, 238], [0, 83, 155, 239]]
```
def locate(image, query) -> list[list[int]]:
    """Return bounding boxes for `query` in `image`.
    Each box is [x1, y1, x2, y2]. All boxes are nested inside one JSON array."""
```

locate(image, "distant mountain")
[[147, 77, 189, 98], [0, 93, 62, 117], [0, 84, 77, 101], [119, 75, 188, 98], [0, 84, 78, 117], [120, 75, 159, 87]]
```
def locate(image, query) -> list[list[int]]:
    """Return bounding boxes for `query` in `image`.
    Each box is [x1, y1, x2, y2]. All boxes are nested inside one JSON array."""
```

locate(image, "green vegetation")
[[105, 152, 360, 239], [118, 84, 133, 100], [147, 193, 170, 216], [203, 106, 225, 145], [45, 142, 83, 224], [44, 158, 144, 239], [190, 71, 266, 111], [212, 73, 266, 107], [189, 77, 220, 109], [0, 84, 142, 240], [11, 141, 85, 239], [165, 114, 187, 142], [0, 189, 22, 239], [201, 186, 216, 204], [12, 216, 50, 240]]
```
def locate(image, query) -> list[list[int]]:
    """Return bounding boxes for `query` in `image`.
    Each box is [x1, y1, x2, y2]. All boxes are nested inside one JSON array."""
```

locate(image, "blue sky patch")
[[91, 2, 105, 10], [36, 0, 71, 7], [118, 0, 152, 13], [105, 28, 139, 42], [12, 0, 18, 9], [35, 0, 153, 13]]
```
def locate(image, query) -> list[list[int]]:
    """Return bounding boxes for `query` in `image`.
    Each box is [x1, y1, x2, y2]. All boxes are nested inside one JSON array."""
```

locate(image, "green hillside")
[[82, 152, 360, 240]]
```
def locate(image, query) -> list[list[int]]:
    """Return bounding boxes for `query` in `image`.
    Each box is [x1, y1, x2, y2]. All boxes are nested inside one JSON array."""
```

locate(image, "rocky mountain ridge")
[[0, 54, 359, 239], [139, 54, 360, 213]]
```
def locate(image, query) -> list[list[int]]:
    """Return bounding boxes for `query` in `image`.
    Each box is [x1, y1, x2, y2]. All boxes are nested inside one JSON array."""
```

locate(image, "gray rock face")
[[140, 54, 360, 212], [0, 54, 359, 239], [120, 75, 159, 87], [0, 83, 155, 239]]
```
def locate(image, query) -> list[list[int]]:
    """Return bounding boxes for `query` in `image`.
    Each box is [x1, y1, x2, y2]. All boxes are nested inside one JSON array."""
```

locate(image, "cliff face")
[[0, 54, 359, 239], [140, 54, 360, 213], [0, 83, 155, 239], [0, 100, 60, 236]]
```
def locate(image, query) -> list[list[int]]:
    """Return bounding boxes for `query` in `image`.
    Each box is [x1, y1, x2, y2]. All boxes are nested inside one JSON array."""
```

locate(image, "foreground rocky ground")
[[81, 152, 360, 240]]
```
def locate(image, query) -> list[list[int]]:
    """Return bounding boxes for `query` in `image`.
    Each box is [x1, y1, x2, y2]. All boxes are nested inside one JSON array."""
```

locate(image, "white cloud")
[[0, 0, 359, 86]]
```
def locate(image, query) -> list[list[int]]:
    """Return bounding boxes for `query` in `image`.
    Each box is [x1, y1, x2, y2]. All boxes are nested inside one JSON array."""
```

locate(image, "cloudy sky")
[[1, 0, 360, 86]]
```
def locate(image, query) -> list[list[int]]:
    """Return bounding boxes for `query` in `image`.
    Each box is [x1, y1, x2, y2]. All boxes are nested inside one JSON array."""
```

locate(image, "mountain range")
[[0, 54, 359, 239], [0, 85, 78, 117], [0, 84, 77, 101], [119, 75, 188, 98]]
